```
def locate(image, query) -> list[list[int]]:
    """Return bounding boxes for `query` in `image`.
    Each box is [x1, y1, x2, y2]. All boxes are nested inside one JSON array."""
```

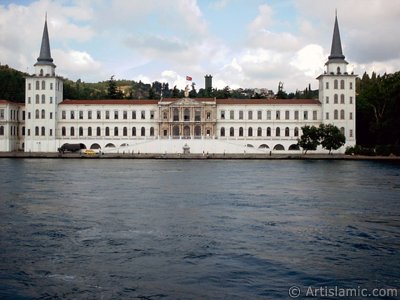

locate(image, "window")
[[334, 79, 338, 89], [350, 129, 353, 137], [326, 82, 329, 89], [195, 110, 201, 121], [340, 80, 345, 89], [326, 96, 329, 104], [36, 94, 39, 104], [132, 127, 136, 136], [257, 127, 262, 137], [22, 111, 25, 120], [28, 97, 31, 104], [350, 112, 353, 120], [230, 127, 234, 137], [41, 81, 45, 90], [206, 111, 211, 120], [35, 109, 39, 119], [150, 111, 155, 120], [334, 94, 338, 104], [61, 127, 66, 136], [97, 111, 101, 119], [184, 109, 190, 121], [340, 94, 345, 104], [195, 126, 201, 136], [41, 127, 46, 136], [248, 111, 253, 120], [114, 111, 119, 119], [88, 127, 92, 136], [173, 108, 179, 121], [50, 83, 53, 90], [22, 126, 25, 136], [220, 127, 225, 137], [340, 109, 345, 120], [88, 111, 92, 119], [303, 111, 308, 120], [285, 127, 290, 137], [285, 110, 290, 120], [266, 127, 271, 137], [267, 110, 271, 120], [173, 126, 179, 136], [70, 111, 75, 119], [41, 109, 45, 119], [276, 127, 280, 137], [28, 112, 31, 119], [326, 112, 329, 120], [123, 111, 127, 120], [257, 110, 262, 120], [97, 127, 101, 136], [70, 127, 75, 136], [36, 81, 40, 90], [0, 109, 4, 120], [41, 94, 45, 104], [239, 111, 243, 120], [294, 111, 299, 120], [220, 110, 225, 120], [313, 110, 317, 120], [350, 97, 353, 104], [350, 82, 353, 90], [132, 111, 136, 119], [337, 67, 341, 74], [141, 111, 145, 119], [334, 109, 338, 120], [123, 127, 128, 136], [276, 111, 280, 120], [150, 127, 155, 136], [239, 127, 243, 137], [230, 110, 234, 120], [105, 127, 110, 136], [49, 97, 53, 104], [294, 127, 299, 137], [79, 111, 83, 119], [0, 126, 3, 135], [141, 127, 145, 136], [248, 127, 253, 137], [35, 126, 39, 136], [163, 111, 168, 120], [105, 111, 110, 119], [340, 127, 345, 135], [28, 83, 31, 90], [114, 127, 118, 136], [79, 127, 83, 136]]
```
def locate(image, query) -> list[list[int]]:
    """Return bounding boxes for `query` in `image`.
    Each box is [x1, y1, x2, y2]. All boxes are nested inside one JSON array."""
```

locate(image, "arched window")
[[340, 109, 345, 120], [239, 127, 243, 137], [195, 125, 201, 136], [105, 127, 110, 136], [334, 110, 338, 120], [35, 94, 39, 104], [276, 127, 281, 137], [114, 127, 118, 136], [340, 80, 345, 89], [285, 127, 290, 137], [70, 127, 75, 136], [123, 127, 128, 136], [340, 94, 345, 104], [41, 94, 45, 104], [294, 127, 299, 137], [183, 126, 190, 137], [248, 111, 253, 120], [79, 127, 83, 136], [41, 109, 45, 119], [62, 127, 66, 136], [132, 127, 136, 136], [257, 127, 262, 137], [340, 127, 345, 135], [334, 79, 338, 89], [97, 127, 101, 136], [248, 127, 253, 137], [39, 69, 43, 76], [334, 94, 338, 104], [0, 126, 4, 135], [267, 127, 271, 137], [220, 127, 225, 137], [173, 126, 179, 136], [141, 127, 146, 136], [230, 127, 234, 137], [35, 81, 40, 90], [184, 108, 190, 121], [88, 127, 92, 136], [337, 67, 341, 74], [35, 109, 39, 119], [173, 108, 179, 121], [35, 126, 39, 136], [41, 80, 45, 90], [150, 127, 155, 136]]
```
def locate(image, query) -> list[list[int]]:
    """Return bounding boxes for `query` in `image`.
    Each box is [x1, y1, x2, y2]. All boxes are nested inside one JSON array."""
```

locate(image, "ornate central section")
[[158, 98, 216, 139]]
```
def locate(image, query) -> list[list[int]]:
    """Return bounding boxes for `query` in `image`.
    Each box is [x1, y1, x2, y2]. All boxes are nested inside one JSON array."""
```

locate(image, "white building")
[[0, 15, 356, 154]]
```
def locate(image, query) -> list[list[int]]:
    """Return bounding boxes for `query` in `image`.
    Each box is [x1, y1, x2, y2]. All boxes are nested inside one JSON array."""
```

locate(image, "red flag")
[[186, 76, 192, 81]]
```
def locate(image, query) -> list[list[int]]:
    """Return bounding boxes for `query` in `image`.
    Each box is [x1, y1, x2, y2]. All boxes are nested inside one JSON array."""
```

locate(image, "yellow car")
[[82, 149, 97, 156]]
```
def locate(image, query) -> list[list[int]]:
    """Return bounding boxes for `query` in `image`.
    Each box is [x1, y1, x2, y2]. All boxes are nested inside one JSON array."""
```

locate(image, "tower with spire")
[[317, 13, 356, 149], [25, 16, 63, 152]]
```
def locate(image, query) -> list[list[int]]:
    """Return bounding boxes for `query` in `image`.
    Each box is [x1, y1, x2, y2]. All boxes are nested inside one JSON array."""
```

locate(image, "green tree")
[[319, 124, 346, 154], [298, 125, 320, 154], [107, 75, 123, 99]]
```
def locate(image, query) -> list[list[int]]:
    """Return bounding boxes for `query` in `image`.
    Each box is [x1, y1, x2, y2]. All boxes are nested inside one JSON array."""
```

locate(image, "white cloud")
[[290, 44, 325, 77]]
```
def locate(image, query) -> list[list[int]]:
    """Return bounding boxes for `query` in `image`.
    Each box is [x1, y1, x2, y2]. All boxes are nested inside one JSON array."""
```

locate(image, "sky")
[[1, 0, 400, 92]]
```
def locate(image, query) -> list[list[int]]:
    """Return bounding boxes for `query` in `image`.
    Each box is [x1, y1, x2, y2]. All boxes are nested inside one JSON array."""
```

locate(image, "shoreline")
[[1, 151, 399, 161]]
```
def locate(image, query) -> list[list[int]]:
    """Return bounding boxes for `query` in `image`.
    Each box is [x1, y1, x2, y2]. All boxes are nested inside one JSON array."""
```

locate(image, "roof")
[[34, 18, 56, 68], [60, 99, 160, 105], [216, 98, 321, 105], [0, 100, 24, 106], [328, 15, 346, 62], [160, 97, 216, 103]]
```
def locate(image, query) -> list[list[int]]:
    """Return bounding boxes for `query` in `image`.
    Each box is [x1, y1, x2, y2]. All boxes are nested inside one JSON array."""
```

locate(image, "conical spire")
[[328, 14, 345, 61], [34, 16, 55, 67]]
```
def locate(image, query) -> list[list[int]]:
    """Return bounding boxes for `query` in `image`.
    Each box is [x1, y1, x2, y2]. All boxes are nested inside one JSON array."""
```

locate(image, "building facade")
[[0, 15, 356, 154]]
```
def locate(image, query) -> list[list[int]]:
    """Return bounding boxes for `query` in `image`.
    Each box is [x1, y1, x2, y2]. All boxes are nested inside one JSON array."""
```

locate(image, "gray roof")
[[34, 19, 56, 67], [328, 15, 346, 61]]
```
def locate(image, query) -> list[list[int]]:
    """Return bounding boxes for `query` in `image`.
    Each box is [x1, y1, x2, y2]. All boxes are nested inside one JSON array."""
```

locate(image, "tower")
[[317, 14, 356, 149], [25, 16, 63, 152], [205, 75, 213, 90]]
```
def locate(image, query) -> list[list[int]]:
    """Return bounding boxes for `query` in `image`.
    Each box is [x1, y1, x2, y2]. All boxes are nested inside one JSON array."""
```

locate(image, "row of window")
[[325, 79, 353, 90], [167, 108, 212, 121], [61, 110, 156, 121], [220, 109, 319, 121], [327, 110, 353, 120], [27, 94, 54, 105], [220, 126, 300, 138], [0, 125, 19, 136], [325, 94, 353, 104], [60, 126, 155, 137], [27, 109, 53, 120], [0, 109, 20, 121], [27, 80, 59, 91]]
